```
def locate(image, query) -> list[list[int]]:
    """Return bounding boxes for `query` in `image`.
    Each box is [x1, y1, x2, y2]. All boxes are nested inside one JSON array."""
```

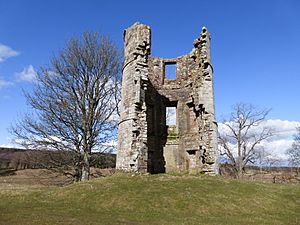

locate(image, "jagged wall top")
[[124, 23, 211, 61], [193, 27, 211, 70]]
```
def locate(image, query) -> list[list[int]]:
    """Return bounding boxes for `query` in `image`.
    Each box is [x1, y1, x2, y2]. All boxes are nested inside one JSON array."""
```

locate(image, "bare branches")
[[218, 103, 273, 178], [10, 32, 122, 182], [286, 127, 300, 170]]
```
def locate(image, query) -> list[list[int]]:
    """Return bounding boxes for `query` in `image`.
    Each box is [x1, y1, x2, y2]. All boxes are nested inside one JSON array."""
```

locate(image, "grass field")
[[0, 172, 299, 225]]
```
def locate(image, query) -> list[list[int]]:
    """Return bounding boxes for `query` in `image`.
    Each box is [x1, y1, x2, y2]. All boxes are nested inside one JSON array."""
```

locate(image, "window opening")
[[166, 106, 176, 126], [165, 63, 176, 80]]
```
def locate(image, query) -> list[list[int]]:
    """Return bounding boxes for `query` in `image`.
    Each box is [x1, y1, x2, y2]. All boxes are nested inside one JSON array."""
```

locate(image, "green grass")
[[0, 173, 299, 225]]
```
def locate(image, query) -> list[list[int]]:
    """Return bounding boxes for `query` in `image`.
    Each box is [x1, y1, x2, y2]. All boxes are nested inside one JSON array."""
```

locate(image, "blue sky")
[[0, 0, 299, 153]]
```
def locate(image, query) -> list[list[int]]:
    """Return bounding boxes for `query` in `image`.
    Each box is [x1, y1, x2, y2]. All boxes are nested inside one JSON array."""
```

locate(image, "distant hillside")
[[0, 147, 116, 170]]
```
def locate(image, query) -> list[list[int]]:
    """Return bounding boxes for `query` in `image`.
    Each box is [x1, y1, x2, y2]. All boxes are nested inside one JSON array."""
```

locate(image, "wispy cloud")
[[16, 65, 38, 83], [0, 78, 13, 89], [0, 44, 19, 62]]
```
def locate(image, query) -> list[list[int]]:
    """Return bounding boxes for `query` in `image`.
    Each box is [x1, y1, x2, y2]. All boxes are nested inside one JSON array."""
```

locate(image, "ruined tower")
[[117, 22, 218, 174]]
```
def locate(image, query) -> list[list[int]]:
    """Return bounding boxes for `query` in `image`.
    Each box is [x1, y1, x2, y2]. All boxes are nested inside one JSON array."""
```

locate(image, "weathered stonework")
[[117, 22, 218, 174]]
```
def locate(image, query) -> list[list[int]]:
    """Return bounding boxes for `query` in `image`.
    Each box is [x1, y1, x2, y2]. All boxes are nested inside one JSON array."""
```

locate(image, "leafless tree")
[[256, 149, 279, 172], [11, 32, 121, 181], [218, 103, 274, 178], [286, 127, 300, 174]]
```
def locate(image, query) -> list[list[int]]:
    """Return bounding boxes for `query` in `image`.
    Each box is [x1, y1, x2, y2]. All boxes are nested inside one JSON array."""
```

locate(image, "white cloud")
[[261, 120, 300, 160], [261, 139, 294, 160], [264, 119, 299, 140], [102, 139, 117, 147], [0, 78, 13, 89], [0, 44, 19, 62], [166, 107, 176, 125], [16, 65, 38, 83], [0, 137, 22, 148], [0, 143, 20, 148], [218, 119, 300, 163]]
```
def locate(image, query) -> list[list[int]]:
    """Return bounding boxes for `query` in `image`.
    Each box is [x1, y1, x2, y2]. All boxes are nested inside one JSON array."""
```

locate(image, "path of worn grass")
[[0, 173, 299, 225]]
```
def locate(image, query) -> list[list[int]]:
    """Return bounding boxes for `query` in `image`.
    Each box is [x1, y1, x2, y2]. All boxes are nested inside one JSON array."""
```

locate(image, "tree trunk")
[[235, 158, 244, 179], [236, 169, 243, 179], [81, 151, 90, 181], [74, 163, 81, 182]]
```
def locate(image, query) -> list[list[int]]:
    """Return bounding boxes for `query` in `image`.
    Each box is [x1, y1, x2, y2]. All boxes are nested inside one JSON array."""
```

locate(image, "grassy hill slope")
[[0, 173, 299, 225]]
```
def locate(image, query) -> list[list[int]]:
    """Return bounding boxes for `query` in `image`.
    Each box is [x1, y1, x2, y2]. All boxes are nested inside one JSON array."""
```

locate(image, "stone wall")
[[117, 22, 218, 174]]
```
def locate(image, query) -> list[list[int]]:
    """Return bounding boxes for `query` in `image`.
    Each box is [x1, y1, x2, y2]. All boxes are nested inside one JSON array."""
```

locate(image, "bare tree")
[[286, 127, 300, 174], [11, 32, 121, 181], [218, 103, 273, 178], [256, 149, 279, 172]]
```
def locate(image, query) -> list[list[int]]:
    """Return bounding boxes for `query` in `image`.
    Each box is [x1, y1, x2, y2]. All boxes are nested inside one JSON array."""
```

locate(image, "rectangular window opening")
[[165, 63, 176, 80], [166, 106, 176, 126], [187, 150, 197, 155]]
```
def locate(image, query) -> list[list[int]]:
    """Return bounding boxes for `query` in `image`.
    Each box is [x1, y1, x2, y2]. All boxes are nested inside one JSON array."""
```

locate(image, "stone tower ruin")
[[116, 22, 218, 174]]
